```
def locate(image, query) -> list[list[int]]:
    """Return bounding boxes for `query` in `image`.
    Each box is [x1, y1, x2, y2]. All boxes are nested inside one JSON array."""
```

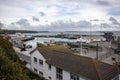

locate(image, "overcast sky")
[[0, 0, 120, 31]]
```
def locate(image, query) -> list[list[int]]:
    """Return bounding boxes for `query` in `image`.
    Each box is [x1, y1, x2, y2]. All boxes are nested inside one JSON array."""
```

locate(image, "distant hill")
[[0, 29, 38, 34]]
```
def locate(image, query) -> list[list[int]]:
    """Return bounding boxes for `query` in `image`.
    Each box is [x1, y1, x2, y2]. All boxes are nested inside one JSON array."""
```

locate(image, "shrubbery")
[[0, 37, 43, 80]]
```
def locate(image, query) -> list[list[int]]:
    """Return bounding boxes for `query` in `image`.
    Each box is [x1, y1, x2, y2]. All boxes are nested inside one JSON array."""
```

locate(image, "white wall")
[[31, 50, 86, 80], [31, 50, 56, 80]]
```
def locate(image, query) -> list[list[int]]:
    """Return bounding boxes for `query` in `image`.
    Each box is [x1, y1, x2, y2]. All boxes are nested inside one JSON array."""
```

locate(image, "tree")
[[0, 37, 43, 80]]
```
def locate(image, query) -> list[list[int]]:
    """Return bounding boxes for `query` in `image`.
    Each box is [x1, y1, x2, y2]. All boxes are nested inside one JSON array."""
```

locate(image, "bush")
[[0, 37, 43, 80]]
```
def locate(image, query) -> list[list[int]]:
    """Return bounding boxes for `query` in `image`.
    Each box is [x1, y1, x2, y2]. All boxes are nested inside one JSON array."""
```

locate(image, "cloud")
[[90, 19, 99, 21], [16, 19, 30, 26], [75, 21, 91, 28], [0, 0, 120, 31], [5, 19, 120, 31], [44, 20, 92, 31], [7, 18, 47, 30], [101, 23, 110, 28], [32, 16, 39, 22], [96, 0, 110, 6], [6, 18, 31, 30], [109, 17, 120, 25], [100, 23, 120, 31], [8, 19, 93, 31], [0, 21, 4, 29], [39, 11, 46, 16]]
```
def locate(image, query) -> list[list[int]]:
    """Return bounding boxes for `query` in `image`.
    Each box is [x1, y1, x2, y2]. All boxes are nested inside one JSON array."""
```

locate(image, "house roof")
[[36, 44, 118, 80]]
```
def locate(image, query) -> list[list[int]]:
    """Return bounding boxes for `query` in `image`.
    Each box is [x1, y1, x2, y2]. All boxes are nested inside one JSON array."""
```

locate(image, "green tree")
[[0, 37, 43, 80]]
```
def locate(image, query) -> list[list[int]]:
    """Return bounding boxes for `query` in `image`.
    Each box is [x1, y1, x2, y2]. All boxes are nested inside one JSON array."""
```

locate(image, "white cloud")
[[0, 0, 120, 31], [16, 19, 30, 26], [0, 21, 4, 29], [109, 17, 120, 25]]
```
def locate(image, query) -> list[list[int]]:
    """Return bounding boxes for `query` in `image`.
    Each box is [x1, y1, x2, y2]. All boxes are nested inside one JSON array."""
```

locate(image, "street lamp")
[[80, 36, 83, 55], [96, 42, 99, 60]]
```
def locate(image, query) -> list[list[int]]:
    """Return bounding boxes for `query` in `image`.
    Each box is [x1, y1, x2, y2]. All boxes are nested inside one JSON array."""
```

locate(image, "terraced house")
[[30, 44, 119, 80]]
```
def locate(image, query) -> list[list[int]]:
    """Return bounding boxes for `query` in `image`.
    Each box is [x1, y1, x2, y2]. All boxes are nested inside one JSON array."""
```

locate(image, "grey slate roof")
[[36, 45, 118, 80]]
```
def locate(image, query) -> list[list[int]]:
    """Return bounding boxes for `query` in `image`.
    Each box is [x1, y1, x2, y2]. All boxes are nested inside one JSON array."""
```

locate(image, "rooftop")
[[35, 44, 118, 80]]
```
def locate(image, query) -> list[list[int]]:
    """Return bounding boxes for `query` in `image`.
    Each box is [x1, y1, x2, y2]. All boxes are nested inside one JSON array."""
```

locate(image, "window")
[[39, 71, 43, 77], [48, 64, 51, 70], [39, 59, 43, 65], [70, 73, 79, 80], [34, 57, 37, 63], [34, 68, 37, 72], [56, 67, 63, 80], [49, 76, 52, 80]]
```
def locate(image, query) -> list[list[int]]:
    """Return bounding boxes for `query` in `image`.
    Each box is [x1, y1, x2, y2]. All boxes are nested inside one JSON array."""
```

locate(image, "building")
[[77, 36, 106, 43], [103, 32, 114, 42], [30, 44, 119, 80]]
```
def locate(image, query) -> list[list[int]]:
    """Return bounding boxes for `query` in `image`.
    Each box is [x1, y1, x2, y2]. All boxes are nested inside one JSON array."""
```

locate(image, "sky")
[[0, 0, 120, 31]]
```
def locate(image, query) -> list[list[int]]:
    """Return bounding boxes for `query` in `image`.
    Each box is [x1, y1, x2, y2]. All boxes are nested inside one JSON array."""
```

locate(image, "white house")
[[30, 44, 119, 80]]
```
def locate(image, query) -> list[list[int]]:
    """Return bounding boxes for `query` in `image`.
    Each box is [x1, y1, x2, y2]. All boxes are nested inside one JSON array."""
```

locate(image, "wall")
[[16, 52, 31, 64], [31, 50, 56, 80]]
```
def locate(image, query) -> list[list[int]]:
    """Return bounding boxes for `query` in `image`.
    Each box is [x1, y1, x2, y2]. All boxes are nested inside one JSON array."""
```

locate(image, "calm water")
[[24, 31, 102, 36], [25, 37, 77, 49]]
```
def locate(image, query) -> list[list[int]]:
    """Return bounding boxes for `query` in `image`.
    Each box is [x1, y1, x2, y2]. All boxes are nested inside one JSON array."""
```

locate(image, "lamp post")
[[81, 36, 82, 55], [78, 35, 83, 55], [96, 42, 98, 60]]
